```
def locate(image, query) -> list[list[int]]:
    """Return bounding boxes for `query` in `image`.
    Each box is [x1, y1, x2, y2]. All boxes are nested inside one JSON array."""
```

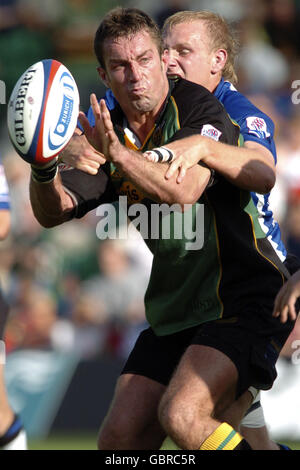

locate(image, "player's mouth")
[[129, 86, 146, 95], [167, 72, 183, 79]]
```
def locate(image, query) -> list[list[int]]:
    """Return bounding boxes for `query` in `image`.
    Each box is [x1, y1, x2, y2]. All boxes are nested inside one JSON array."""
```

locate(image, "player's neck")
[[207, 74, 223, 94], [126, 92, 168, 144]]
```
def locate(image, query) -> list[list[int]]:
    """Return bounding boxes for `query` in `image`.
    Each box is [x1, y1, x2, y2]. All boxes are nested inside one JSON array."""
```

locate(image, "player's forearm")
[[114, 147, 210, 207], [167, 136, 275, 194], [29, 174, 75, 228], [201, 139, 276, 194]]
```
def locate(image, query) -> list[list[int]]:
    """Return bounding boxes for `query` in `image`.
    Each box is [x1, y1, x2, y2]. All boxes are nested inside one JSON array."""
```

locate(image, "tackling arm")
[[164, 135, 276, 194]]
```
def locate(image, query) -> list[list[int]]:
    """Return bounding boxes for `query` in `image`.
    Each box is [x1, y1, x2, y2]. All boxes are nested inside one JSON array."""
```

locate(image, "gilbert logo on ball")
[[7, 59, 80, 164]]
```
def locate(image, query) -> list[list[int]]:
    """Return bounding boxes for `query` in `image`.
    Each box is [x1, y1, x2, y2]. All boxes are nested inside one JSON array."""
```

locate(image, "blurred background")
[[1, 0, 300, 449]]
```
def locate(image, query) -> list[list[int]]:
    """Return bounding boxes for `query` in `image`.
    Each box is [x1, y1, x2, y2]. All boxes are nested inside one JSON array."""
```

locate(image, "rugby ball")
[[7, 59, 80, 164]]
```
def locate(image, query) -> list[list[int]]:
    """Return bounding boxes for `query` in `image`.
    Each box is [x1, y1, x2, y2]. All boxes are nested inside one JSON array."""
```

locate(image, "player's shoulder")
[[220, 81, 274, 126], [173, 78, 224, 107], [171, 78, 228, 123]]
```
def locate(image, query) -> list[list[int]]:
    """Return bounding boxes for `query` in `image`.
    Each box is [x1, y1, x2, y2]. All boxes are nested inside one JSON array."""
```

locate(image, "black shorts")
[[121, 310, 295, 398]]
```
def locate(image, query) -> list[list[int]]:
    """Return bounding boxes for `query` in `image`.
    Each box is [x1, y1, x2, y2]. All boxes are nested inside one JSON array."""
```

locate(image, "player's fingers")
[[280, 305, 289, 323], [84, 150, 106, 165], [177, 165, 187, 184], [78, 112, 92, 139], [100, 100, 114, 132], [90, 93, 101, 120], [78, 163, 99, 175], [165, 159, 181, 180], [287, 296, 297, 321]]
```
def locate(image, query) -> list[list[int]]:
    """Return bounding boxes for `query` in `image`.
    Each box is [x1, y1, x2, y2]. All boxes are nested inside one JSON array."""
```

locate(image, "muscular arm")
[[115, 147, 210, 207], [165, 135, 275, 194], [81, 98, 211, 208], [29, 174, 75, 228]]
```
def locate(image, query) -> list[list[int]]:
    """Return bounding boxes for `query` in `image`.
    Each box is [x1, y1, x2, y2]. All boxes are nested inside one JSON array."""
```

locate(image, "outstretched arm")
[[29, 172, 76, 228]]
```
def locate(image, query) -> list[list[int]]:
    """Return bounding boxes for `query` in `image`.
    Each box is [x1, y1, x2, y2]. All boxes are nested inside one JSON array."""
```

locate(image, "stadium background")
[[1, 0, 300, 450]]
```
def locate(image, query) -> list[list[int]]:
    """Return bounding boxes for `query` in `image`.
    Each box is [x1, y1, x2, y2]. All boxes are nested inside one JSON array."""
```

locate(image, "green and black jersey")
[[61, 78, 290, 336]]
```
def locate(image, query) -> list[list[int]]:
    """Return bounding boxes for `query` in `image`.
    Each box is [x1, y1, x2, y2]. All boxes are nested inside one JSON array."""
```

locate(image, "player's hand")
[[273, 270, 300, 323], [60, 132, 106, 175], [88, 95, 126, 163], [78, 98, 106, 154], [163, 135, 210, 184]]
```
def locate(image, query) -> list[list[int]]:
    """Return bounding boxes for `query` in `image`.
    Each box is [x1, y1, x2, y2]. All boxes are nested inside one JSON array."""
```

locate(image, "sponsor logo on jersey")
[[119, 181, 145, 204], [246, 116, 270, 139], [201, 124, 222, 141]]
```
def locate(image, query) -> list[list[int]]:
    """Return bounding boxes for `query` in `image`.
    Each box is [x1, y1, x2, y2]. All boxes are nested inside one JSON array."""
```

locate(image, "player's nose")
[[166, 49, 179, 68], [128, 62, 142, 81]]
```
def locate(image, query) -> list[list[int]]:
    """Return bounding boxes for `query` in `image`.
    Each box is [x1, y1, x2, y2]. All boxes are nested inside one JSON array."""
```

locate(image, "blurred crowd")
[[1, 0, 300, 363]]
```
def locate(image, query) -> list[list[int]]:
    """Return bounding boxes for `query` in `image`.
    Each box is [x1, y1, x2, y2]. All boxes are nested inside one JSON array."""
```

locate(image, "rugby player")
[[154, 10, 297, 450], [63, 10, 298, 449], [28, 8, 297, 450]]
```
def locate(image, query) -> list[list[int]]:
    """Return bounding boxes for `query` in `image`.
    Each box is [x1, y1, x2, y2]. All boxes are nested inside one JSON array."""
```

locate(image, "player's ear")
[[97, 66, 110, 88], [161, 48, 170, 72], [211, 49, 227, 74]]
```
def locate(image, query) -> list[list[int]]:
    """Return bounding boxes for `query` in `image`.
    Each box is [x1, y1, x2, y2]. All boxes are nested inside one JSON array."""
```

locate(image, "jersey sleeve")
[[60, 163, 118, 219], [221, 89, 277, 162], [239, 114, 276, 160], [169, 80, 240, 147]]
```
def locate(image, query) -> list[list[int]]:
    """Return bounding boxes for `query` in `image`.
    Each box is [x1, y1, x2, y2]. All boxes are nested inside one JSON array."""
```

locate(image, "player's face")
[[99, 31, 169, 117], [164, 21, 218, 92]]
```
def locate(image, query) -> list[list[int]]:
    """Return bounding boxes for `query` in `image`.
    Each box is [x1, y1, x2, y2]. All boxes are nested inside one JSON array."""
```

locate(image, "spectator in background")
[[6, 288, 57, 351], [154, 0, 190, 28], [0, 0, 54, 104], [236, 13, 290, 93], [263, 0, 300, 59], [81, 239, 148, 357]]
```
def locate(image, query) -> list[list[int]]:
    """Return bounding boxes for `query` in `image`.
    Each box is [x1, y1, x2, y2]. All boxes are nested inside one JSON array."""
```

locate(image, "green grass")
[[29, 433, 97, 450], [279, 441, 300, 450], [28, 434, 300, 451]]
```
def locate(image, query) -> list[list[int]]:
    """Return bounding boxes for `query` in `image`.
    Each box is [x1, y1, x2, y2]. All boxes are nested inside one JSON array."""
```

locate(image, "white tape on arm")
[[144, 146, 175, 163]]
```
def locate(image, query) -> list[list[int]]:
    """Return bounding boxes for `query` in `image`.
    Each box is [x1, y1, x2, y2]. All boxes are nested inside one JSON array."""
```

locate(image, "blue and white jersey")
[[214, 78, 286, 261], [0, 158, 10, 211]]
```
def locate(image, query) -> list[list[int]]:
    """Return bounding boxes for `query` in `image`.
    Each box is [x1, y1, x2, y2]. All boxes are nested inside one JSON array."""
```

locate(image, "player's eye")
[[179, 49, 190, 56], [140, 56, 150, 64]]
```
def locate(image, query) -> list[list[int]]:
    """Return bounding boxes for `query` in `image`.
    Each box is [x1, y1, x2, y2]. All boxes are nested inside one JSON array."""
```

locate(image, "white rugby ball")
[[7, 59, 80, 164]]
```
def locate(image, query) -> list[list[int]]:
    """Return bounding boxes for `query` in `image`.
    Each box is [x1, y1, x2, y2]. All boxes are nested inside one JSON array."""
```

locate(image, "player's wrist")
[[144, 146, 175, 163], [31, 157, 59, 184]]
